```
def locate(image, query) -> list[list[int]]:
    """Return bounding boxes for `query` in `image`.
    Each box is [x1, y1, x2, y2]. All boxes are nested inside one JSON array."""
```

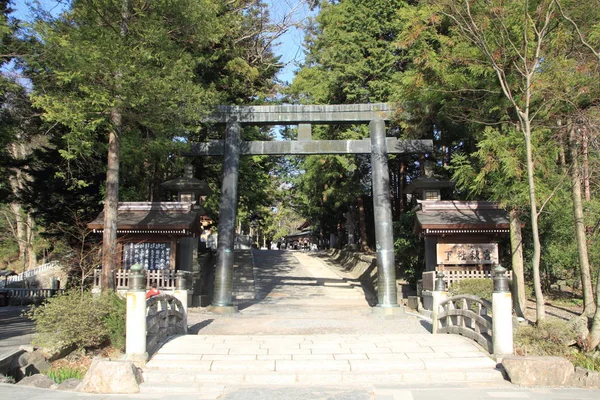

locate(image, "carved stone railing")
[[146, 294, 187, 355], [0, 261, 61, 288], [1, 288, 65, 305], [436, 295, 493, 353]]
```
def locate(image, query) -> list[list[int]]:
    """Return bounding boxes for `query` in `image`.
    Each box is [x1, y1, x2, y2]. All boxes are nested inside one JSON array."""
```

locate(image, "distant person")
[[207, 228, 217, 250], [146, 283, 160, 299], [277, 239, 281, 250]]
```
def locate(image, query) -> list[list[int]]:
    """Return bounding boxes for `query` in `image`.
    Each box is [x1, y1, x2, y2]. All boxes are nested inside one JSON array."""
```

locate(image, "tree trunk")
[[569, 125, 595, 316], [588, 272, 600, 350], [523, 125, 545, 322], [26, 212, 37, 269], [8, 141, 34, 271], [102, 121, 120, 292], [509, 208, 527, 318], [101, 0, 129, 291], [582, 126, 591, 201], [8, 202, 27, 269], [357, 195, 369, 252], [398, 159, 406, 213]]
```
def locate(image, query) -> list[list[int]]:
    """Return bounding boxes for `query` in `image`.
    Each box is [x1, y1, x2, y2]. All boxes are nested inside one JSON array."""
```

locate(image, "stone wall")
[[327, 249, 378, 306]]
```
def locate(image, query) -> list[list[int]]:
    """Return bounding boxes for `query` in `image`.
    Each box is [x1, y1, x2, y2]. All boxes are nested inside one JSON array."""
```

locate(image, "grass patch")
[[46, 366, 85, 384]]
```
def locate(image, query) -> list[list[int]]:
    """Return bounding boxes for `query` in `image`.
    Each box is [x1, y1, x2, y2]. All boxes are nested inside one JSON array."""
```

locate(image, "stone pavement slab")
[[0, 306, 34, 361]]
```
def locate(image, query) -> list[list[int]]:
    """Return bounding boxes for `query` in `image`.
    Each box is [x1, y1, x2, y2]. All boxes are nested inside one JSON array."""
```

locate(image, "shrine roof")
[[415, 201, 509, 232], [88, 202, 202, 234]]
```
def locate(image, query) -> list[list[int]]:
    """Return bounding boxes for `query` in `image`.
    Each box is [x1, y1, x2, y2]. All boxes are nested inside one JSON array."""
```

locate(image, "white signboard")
[[436, 243, 498, 265]]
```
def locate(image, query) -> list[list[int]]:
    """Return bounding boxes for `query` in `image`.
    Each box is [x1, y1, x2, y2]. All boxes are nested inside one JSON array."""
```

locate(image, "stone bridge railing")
[[0, 288, 65, 306], [125, 265, 188, 364], [432, 266, 513, 357]]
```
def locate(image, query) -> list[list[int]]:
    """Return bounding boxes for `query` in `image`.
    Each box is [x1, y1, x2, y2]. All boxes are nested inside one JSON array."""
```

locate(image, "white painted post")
[[492, 265, 514, 356], [126, 264, 147, 363], [431, 272, 447, 334]]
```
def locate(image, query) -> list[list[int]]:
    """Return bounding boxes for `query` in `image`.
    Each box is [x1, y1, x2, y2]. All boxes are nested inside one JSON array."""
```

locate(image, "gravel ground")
[[187, 250, 430, 336]]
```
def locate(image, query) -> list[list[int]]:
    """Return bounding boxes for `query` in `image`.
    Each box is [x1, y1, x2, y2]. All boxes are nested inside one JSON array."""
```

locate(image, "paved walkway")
[[2, 381, 600, 399], [187, 250, 430, 335], [141, 250, 504, 395], [0, 306, 33, 360]]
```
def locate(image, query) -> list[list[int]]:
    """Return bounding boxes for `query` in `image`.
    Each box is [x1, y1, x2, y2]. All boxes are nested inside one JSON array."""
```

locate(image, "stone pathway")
[[0, 306, 33, 361], [187, 250, 429, 335], [141, 250, 505, 395]]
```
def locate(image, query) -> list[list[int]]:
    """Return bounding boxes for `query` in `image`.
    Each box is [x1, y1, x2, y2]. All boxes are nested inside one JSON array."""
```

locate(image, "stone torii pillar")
[[370, 119, 398, 310], [211, 120, 240, 311]]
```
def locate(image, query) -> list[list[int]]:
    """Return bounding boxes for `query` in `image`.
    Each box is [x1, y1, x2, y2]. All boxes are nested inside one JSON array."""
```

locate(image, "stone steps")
[[232, 250, 256, 301], [140, 334, 506, 393]]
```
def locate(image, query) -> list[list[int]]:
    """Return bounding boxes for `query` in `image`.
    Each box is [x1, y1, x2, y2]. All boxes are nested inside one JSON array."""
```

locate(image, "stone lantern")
[[160, 164, 212, 209]]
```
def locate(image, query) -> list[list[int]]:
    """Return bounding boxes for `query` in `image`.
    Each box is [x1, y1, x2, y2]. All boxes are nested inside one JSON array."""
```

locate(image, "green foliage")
[[514, 320, 577, 358], [102, 292, 127, 351], [393, 212, 422, 284], [570, 351, 600, 372], [26, 291, 125, 351], [46, 366, 85, 384], [448, 279, 493, 301]]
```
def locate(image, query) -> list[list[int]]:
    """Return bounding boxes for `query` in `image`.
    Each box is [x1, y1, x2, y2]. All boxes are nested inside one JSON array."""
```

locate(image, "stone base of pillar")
[[207, 305, 238, 314], [370, 305, 406, 316], [125, 352, 148, 368]]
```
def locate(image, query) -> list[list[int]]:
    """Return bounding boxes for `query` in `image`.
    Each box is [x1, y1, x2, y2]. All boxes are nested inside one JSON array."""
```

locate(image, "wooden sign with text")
[[436, 243, 498, 265]]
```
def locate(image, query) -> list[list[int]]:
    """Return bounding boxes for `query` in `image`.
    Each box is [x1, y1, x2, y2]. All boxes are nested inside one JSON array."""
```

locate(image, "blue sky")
[[10, 0, 314, 83]]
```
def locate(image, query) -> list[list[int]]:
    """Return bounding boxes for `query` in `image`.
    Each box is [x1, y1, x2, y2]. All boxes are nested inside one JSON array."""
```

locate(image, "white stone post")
[[126, 264, 147, 363], [431, 272, 447, 334], [492, 265, 514, 356]]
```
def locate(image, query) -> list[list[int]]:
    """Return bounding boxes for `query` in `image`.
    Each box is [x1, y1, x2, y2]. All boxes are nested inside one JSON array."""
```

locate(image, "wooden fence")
[[422, 269, 513, 291], [93, 269, 192, 290]]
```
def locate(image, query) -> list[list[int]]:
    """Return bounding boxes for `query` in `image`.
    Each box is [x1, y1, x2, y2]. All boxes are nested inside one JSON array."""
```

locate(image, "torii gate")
[[185, 103, 432, 313]]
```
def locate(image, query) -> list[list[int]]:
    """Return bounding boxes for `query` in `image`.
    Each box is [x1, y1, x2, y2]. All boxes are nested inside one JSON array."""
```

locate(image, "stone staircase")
[[140, 334, 506, 395], [232, 250, 256, 301]]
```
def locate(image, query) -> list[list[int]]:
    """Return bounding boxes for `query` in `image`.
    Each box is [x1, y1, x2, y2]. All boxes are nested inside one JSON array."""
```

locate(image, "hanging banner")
[[436, 243, 498, 265]]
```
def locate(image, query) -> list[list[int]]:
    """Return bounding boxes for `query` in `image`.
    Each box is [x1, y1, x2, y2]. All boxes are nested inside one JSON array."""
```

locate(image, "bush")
[[448, 278, 493, 300], [103, 292, 126, 351], [26, 290, 126, 352], [514, 319, 577, 358]]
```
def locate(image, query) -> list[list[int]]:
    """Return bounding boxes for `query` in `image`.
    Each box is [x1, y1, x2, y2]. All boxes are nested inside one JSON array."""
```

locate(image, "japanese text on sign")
[[436, 243, 498, 265], [122, 242, 171, 270]]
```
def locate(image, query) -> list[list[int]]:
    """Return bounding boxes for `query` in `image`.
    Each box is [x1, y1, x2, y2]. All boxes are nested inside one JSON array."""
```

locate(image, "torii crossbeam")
[[184, 103, 432, 313]]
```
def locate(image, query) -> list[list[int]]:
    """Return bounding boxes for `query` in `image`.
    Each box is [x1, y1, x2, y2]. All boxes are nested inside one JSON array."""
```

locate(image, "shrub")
[[448, 278, 493, 300], [102, 292, 126, 351], [26, 290, 126, 351], [46, 366, 85, 384], [514, 319, 577, 358]]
